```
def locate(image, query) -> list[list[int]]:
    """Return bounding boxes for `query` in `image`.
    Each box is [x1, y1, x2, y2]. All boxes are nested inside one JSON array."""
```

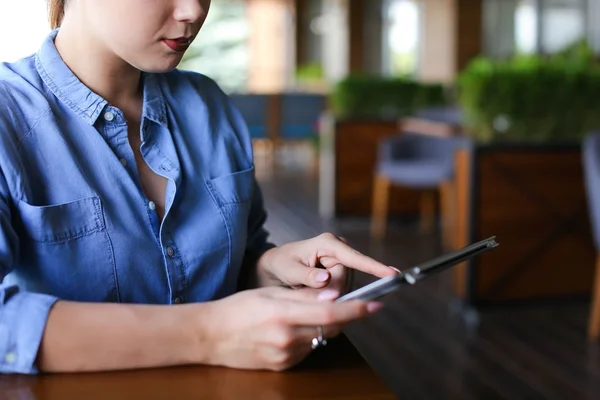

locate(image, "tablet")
[[335, 236, 499, 303]]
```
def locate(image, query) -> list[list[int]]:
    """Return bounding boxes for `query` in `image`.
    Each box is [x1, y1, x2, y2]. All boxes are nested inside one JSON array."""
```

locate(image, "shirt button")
[[166, 247, 175, 257], [120, 158, 127, 167], [174, 297, 182, 304], [148, 201, 156, 211], [4, 351, 17, 365], [103, 111, 115, 122]]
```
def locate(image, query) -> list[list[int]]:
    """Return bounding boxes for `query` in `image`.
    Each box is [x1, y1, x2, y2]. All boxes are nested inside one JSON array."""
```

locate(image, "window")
[[484, 0, 589, 58], [179, 0, 249, 93], [382, 0, 420, 76], [515, 0, 538, 54], [0, 1, 50, 62], [539, 0, 586, 53]]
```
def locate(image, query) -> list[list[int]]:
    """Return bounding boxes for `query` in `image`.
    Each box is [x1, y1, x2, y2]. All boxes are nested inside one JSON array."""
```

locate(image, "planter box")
[[318, 116, 425, 218], [451, 143, 596, 305]]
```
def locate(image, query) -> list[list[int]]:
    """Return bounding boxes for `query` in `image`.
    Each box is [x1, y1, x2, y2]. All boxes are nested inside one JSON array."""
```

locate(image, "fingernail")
[[316, 271, 330, 282], [318, 289, 339, 301], [390, 267, 401, 274], [367, 302, 384, 313]]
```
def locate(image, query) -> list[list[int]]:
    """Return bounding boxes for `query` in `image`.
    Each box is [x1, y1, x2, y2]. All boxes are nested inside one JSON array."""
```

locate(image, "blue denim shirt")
[[0, 30, 275, 374]]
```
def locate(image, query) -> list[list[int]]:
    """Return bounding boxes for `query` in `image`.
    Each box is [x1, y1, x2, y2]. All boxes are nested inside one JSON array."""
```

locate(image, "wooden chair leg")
[[588, 254, 600, 341], [439, 180, 455, 250], [371, 174, 390, 238], [419, 190, 436, 233]]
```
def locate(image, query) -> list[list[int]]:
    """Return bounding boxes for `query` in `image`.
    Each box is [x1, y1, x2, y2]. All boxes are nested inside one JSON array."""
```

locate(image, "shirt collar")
[[141, 72, 168, 127], [35, 29, 167, 127]]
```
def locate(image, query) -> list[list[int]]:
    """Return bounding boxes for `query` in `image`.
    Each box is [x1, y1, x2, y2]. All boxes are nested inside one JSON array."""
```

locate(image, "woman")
[[0, 0, 396, 375]]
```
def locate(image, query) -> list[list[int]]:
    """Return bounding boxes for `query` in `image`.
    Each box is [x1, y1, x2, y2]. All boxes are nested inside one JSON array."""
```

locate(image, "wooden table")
[[0, 333, 395, 400]]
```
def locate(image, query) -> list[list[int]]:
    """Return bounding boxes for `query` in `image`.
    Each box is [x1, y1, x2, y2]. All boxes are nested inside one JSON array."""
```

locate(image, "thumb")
[[277, 261, 331, 289], [266, 286, 340, 302]]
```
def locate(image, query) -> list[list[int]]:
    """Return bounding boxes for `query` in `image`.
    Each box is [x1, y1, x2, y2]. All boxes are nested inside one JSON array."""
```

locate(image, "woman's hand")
[[255, 233, 398, 294], [201, 286, 383, 371]]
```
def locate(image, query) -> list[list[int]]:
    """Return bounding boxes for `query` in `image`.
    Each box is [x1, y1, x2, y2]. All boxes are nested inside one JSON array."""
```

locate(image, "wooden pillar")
[[419, 0, 455, 83], [347, 0, 365, 73], [247, 0, 294, 92], [419, 0, 483, 83], [456, 0, 483, 71], [294, 0, 309, 69]]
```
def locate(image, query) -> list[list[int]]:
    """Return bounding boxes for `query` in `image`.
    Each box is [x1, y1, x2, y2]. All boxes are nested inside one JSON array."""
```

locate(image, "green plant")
[[553, 39, 597, 67], [330, 74, 448, 119], [296, 62, 324, 82], [457, 50, 600, 143]]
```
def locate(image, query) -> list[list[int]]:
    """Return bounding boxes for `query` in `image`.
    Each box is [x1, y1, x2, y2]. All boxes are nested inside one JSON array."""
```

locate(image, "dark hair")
[[48, 0, 66, 29]]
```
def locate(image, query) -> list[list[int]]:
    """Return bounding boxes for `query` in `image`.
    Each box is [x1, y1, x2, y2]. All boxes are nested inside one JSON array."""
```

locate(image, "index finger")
[[317, 234, 397, 278]]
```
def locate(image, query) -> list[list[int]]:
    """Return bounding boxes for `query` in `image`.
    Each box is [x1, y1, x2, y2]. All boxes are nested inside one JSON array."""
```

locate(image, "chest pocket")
[[208, 166, 255, 206], [13, 196, 118, 302], [206, 166, 254, 295]]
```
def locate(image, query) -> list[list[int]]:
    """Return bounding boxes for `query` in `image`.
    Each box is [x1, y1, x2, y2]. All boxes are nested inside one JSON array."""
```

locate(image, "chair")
[[370, 132, 466, 242], [278, 94, 327, 141], [582, 132, 600, 341], [229, 93, 270, 140], [413, 106, 463, 125]]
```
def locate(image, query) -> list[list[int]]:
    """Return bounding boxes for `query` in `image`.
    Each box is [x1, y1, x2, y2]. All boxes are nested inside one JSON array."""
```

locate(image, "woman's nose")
[[173, 0, 208, 24]]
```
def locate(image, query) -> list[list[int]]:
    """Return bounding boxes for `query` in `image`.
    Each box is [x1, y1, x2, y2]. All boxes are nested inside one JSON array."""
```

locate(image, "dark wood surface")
[[256, 151, 600, 399], [0, 334, 394, 400], [452, 146, 596, 304]]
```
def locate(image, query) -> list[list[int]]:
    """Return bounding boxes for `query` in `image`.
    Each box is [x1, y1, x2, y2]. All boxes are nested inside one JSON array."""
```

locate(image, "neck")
[[54, 19, 143, 110]]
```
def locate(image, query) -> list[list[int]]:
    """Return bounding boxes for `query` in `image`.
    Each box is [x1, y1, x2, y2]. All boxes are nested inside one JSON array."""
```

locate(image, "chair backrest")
[[583, 132, 600, 250], [228, 94, 269, 140], [376, 132, 473, 182], [413, 106, 463, 125], [385, 132, 469, 160], [279, 94, 327, 140]]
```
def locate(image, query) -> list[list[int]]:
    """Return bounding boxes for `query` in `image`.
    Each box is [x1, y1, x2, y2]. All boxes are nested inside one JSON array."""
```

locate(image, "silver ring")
[[311, 325, 327, 349]]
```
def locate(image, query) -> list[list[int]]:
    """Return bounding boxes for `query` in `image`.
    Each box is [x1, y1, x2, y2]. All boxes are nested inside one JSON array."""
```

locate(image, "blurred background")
[[3, 0, 600, 398]]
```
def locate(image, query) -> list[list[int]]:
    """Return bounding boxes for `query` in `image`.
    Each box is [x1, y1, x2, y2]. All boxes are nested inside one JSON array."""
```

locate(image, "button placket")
[[4, 351, 17, 365], [103, 111, 115, 122], [164, 241, 184, 306], [166, 246, 175, 258]]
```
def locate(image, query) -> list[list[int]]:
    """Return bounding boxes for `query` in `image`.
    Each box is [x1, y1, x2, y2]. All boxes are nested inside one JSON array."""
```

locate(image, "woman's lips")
[[163, 38, 191, 52]]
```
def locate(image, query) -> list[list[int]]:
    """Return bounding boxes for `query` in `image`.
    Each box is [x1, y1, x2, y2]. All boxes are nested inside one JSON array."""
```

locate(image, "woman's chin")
[[135, 56, 184, 73]]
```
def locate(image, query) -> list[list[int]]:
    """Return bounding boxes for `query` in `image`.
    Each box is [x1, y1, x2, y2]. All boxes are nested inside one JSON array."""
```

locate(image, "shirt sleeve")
[[0, 168, 59, 375]]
